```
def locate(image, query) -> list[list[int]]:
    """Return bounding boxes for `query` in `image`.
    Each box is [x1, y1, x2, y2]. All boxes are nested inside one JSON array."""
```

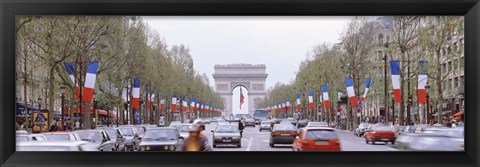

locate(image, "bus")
[[253, 108, 269, 124]]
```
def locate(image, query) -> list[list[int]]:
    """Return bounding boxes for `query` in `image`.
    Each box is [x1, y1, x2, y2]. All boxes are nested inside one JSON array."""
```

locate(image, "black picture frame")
[[1, 0, 479, 167]]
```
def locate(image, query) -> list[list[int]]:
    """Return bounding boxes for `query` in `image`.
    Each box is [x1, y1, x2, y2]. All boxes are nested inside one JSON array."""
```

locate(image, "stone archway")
[[213, 64, 268, 116]]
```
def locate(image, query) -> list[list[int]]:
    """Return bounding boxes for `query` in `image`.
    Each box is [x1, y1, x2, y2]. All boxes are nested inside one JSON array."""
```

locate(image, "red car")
[[292, 127, 341, 151], [364, 125, 396, 145]]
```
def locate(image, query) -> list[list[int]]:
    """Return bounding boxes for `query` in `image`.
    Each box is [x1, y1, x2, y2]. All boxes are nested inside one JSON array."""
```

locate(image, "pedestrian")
[[177, 124, 211, 151], [75, 120, 80, 130], [15, 121, 20, 130], [49, 119, 58, 132], [65, 119, 72, 131], [238, 118, 245, 137]]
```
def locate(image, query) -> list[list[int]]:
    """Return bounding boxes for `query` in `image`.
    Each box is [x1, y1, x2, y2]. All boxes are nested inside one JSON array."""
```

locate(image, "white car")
[[17, 141, 98, 151]]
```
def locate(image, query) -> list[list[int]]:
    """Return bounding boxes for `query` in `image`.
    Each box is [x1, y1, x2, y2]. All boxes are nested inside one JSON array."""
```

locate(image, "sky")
[[143, 16, 351, 114]]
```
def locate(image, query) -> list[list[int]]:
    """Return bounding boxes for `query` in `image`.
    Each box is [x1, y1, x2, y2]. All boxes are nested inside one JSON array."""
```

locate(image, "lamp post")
[[60, 85, 66, 129], [106, 102, 110, 127], [425, 82, 430, 124], [93, 92, 97, 129]]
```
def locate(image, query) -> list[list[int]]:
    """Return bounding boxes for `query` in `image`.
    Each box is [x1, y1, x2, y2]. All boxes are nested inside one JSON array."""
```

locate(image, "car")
[[16, 134, 48, 142], [170, 121, 182, 126], [42, 132, 81, 141], [292, 127, 341, 151], [134, 125, 148, 139], [138, 127, 183, 151], [75, 129, 116, 151], [286, 118, 297, 125], [244, 118, 256, 127], [395, 125, 405, 136], [420, 127, 464, 150], [17, 141, 98, 151], [259, 121, 273, 131], [393, 133, 462, 151], [403, 125, 417, 133], [364, 125, 396, 145], [413, 124, 433, 133], [273, 118, 282, 124], [211, 124, 241, 148], [118, 126, 141, 151], [101, 128, 127, 151], [354, 123, 371, 137], [296, 120, 309, 128], [16, 130, 28, 134], [306, 121, 329, 127], [202, 119, 211, 124], [269, 123, 298, 147], [169, 123, 191, 139]]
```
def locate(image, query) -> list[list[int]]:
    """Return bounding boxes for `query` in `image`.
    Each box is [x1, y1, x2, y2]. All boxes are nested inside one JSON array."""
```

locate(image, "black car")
[[138, 127, 183, 151], [211, 124, 242, 148], [269, 123, 298, 147]]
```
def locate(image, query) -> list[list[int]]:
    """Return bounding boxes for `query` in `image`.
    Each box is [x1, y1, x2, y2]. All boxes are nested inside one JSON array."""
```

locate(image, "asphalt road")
[[201, 122, 397, 151]]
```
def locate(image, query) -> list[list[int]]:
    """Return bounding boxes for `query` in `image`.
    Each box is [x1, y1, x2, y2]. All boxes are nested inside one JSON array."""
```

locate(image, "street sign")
[[34, 113, 46, 126]]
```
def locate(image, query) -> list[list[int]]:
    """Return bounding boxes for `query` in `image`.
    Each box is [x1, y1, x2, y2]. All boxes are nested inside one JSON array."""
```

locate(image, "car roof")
[[17, 140, 90, 146], [302, 127, 335, 131], [42, 132, 74, 134], [75, 129, 104, 133], [401, 132, 453, 137], [145, 127, 176, 130]]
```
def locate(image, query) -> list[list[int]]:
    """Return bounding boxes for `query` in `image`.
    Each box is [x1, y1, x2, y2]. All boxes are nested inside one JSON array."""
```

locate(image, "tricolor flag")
[[308, 90, 314, 110], [132, 78, 140, 109], [82, 61, 99, 103], [182, 97, 188, 112], [63, 62, 79, 100], [160, 99, 165, 112], [201, 103, 204, 113], [240, 87, 245, 109], [361, 78, 372, 101], [390, 61, 402, 103], [319, 94, 323, 109], [346, 78, 358, 107], [418, 61, 428, 104], [190, 98, 196, 111], [147, 93, 155, 110], [296, 93, 301, 112], [196, 102, 200, 112], [282, 102, 286, 112], [286, 100, 291, 111], [172, 92, 177, 112], [322, 85, 330, 109]]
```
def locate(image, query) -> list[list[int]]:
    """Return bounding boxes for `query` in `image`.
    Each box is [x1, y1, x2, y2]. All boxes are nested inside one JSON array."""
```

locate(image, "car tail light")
[[290, 131, 298, 136], [302, 140, 309, 144], [375, 134, 381, 137], [272, 132, 281, 136]]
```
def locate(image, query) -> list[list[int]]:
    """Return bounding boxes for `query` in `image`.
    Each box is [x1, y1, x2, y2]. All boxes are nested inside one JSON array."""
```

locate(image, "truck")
[[253, 108, 268, 125]]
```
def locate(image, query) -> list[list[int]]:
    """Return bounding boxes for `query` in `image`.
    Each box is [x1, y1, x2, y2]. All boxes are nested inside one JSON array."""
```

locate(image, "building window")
[[448, 62, 452, 72], [454, 77, 459, 88], [461, 76, 464, 86], [378, 34, 384, 46]]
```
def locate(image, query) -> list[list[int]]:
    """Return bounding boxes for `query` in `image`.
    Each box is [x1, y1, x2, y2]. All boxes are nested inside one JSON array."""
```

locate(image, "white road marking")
[[246, 137, 253, 151], [242, 138, 250, 142]]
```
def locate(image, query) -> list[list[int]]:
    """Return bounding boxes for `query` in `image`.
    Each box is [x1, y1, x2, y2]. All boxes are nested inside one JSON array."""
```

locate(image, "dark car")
[[269, 123, 298, 147], [102, 128, 127, 151], [118, 126, 141, 151], [75, 129, 115, 151], [296, 120, 309, 128], [244, 118, 256, 127], [393, 133, 462, 151], [354, 123, 371, 137], [138, 127, 182, 151], [212, 124, 242, 148]]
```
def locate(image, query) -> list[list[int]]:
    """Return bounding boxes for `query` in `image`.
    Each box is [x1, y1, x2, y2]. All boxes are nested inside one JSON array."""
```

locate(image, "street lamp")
[[389, 90, 395, 124], [106, 102, 110, 127], [93, 92, 97, 129], [60, 85, 66, 126]]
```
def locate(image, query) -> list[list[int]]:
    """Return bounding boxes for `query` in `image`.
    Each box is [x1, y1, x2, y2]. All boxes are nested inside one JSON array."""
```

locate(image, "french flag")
[[172, 92, 177, 112], [132, 78, 140, 108], [308, 90, 314, 110], [160, 99, 165, 112], [390, 61, 402, 103], [196, 102, 200, 113], [296, 93, 301, 112], [82, 61, 99, 103], [361, 78, 372, 101], [147, 93, 155, 110], [63, 62, 79, 100], [322, 85, 330, 109], [345, 78, 358, 107], [281, 102, 286, 112], [286, 100, 291, 111], [200, 103, 204, 113], [418, 61, 428, 104], [190, 98, 196, 111], [182, 97, 188, 112]]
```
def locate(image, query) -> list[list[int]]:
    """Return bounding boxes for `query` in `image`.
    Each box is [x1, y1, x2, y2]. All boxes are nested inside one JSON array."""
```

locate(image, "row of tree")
[[16, 16, 224, 128], [259, 16, 464, 128]]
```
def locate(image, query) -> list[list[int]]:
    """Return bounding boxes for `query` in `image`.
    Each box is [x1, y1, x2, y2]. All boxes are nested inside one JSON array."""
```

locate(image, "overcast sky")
[[143, 16, 351, 114]]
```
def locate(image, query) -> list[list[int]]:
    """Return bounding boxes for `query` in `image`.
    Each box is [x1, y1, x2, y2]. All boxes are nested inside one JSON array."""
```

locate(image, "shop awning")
[[453, 110, 464, 117]]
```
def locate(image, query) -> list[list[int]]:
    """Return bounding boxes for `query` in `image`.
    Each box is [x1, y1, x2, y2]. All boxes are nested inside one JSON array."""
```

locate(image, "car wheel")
[[365, 139, 369, 144], [213, 144, 217, 148], [391, 141, 395, 145], [237, 144, 241, 148], [123, 146, 127, 151]]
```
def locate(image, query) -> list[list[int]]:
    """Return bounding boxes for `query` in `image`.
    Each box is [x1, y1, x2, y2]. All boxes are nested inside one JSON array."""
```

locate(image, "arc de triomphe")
[[213, 64, 268, 117]]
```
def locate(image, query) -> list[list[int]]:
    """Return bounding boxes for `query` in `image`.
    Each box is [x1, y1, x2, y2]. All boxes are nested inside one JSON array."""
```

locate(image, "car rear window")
[[374, 126, 393, 131], [44, 134, 70, 141], [261, 122, 270, 125], [306, 130, 337, 139], [274, 124, 296, 131]]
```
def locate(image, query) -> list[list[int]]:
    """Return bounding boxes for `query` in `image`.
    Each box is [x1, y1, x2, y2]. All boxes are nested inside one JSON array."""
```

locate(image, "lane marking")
[[242, 138, 250, 142], [246, 137, 253, 151]]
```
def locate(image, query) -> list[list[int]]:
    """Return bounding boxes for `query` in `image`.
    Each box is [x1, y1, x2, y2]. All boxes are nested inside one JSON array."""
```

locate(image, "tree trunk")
[[129, 83, 134, 125], [23, 50, 30, 131], [48, 66, 56, 127], [84, 102, 91, 129], [118, 91, 124, 125], [436, 50, 444, 124]]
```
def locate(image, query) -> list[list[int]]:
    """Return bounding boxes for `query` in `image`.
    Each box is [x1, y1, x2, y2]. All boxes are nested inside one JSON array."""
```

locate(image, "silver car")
[[16, 134, 47, 142], [76, 129, 116, 151], [119, 126, 141, 151], [259, 121, 273, 131], [169, 124, 191, 139], [212, 124, 241, 148]]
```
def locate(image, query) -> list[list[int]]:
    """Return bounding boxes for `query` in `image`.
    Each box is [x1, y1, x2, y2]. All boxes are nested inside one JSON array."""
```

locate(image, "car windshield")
[[16, 136, 29, 142], [309, 122, 327, 126], [306, 130, 337, 139], [44, 134, 70, 141], [136, 127, 145, 134], [274, 124, 296, 131], [216, 125, 238, 133], [359, 124, 370, 128], [374, 126, 393, 131], [261, 122, 270, 125], [171, 125, 189, 132], [76, 132, 102, 143], [105, 129, 117, 139], [142, 130, 178, 141], [120, 128, 134, 136], [409, 136, 457, 151], [17, 146, 72, 151]]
